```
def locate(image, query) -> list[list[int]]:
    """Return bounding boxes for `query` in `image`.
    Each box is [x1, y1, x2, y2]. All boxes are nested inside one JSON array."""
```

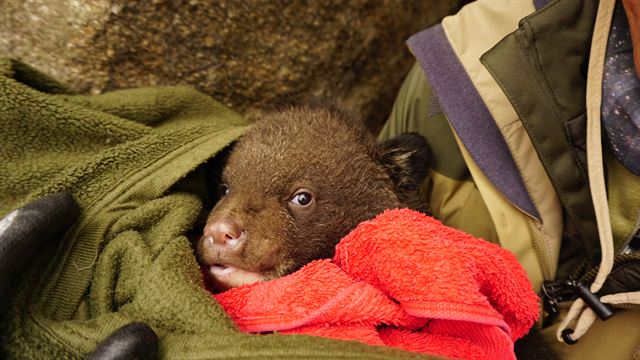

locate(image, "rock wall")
[[1, 0, 466, 132]]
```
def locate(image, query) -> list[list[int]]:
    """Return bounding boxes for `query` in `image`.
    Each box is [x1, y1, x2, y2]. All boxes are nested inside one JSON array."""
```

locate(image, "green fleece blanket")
[[0, 59, 433, 359]]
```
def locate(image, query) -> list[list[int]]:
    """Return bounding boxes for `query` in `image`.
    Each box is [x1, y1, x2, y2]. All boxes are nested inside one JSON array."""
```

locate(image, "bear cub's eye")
[[290, 189, 314, 207], [219, 184, 230, 197]]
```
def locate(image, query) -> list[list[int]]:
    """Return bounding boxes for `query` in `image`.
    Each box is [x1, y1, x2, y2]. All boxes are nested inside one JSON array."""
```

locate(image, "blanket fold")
[[1, 59, 434, 359], [215, 209, 540, 360]]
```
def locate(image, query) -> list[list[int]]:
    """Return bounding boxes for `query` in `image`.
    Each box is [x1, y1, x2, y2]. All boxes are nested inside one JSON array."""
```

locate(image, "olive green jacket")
[[380, 0, 640, 358]]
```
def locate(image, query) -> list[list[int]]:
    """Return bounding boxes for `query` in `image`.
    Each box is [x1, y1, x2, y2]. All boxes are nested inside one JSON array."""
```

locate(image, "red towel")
[[213, 209, 539, 360]]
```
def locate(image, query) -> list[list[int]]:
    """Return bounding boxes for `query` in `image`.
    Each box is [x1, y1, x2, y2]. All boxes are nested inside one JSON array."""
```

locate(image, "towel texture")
[[0, 59, 433, 359], [215, 209, 540, 360]]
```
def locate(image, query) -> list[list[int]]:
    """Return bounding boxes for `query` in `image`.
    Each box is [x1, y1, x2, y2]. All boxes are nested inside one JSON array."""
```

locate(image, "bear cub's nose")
[[205, 218, 247, 249]]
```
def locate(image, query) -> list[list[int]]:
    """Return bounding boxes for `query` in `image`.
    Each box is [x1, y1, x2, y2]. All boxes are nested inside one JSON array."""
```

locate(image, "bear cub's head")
[[197, 105, 430, 290]]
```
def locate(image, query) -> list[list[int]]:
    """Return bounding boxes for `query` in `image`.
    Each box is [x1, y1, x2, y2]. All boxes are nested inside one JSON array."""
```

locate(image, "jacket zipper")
[[524, 216, 553, 281], [542, 251, 640, 326]]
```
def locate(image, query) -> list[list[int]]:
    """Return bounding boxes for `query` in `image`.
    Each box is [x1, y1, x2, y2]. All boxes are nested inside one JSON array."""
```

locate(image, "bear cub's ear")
[[375, 133, 431, 193]]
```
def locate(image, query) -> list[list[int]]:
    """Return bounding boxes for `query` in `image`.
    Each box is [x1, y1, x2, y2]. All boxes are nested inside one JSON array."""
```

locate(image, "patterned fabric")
[[602, 1, 640, 175]]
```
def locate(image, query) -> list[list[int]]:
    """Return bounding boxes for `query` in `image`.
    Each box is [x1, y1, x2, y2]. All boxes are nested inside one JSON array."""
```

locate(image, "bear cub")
[[196, 104, 430, 290]]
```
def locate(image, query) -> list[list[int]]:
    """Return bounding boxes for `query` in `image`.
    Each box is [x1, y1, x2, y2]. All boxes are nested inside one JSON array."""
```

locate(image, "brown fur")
[[197, 105, 430, 290]]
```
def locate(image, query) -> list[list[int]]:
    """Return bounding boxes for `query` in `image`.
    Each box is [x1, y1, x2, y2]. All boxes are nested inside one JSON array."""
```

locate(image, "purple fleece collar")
[[407, 24, 540, 220], [534, 0, 550, 11]]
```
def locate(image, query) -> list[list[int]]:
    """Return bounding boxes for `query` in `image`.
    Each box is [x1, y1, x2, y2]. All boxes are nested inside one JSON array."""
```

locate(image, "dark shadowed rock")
[[0, 0, 466, 131]]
